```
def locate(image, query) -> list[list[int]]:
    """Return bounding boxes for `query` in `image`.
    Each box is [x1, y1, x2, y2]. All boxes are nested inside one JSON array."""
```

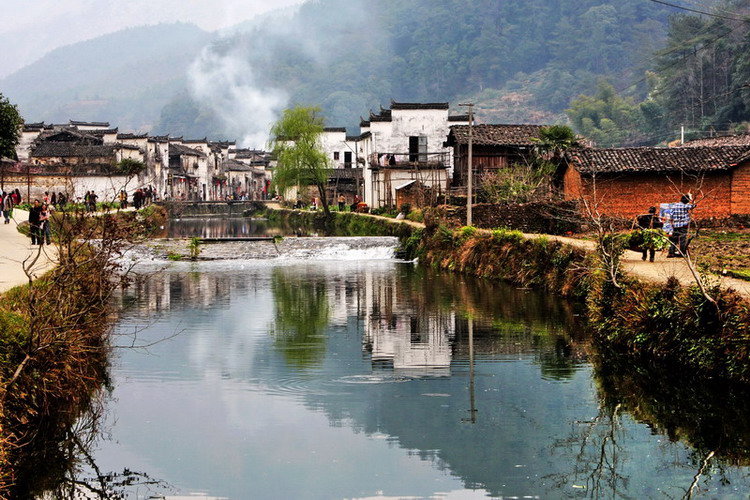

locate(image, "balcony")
[[325, 167, 363, 180], [369, 152, 449, 170]]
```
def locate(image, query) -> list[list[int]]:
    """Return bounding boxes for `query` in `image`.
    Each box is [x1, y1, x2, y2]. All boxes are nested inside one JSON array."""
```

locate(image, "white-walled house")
[[359, 101, 469, 209]]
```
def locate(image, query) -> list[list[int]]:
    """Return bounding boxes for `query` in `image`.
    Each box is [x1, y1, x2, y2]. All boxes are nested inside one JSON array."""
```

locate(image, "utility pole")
[[459, 103, 474, 226]]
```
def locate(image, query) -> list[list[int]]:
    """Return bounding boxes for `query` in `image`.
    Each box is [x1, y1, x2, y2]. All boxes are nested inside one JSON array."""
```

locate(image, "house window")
[[409, 136, 428, 162], [344, 151, 352, 168], [333, 152, 340, 161]]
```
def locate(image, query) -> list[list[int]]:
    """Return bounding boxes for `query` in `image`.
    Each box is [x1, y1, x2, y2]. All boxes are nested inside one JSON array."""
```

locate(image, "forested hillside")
[[156, 0, 675, 141], [567, 0, 750, 146], [7, 0, 747, 146]]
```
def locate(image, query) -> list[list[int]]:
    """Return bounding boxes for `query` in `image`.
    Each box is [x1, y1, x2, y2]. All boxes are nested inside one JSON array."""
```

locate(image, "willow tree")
[[268, 106, 331, 215]]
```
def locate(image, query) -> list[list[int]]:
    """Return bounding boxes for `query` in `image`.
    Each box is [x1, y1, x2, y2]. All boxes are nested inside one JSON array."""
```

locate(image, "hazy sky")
[[0, 0, 305, 77]]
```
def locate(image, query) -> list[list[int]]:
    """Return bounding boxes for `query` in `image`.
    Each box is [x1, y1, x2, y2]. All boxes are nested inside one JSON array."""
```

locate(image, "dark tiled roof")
[[222, 159, 252, 172], [369, 109, 392, 122], [169, 143, 206, 158], [448, 114, 470, 122], [234, 149, 270, 160], [117, 133, 148, 140], [23, 123, 45, 131], [148, 136, 170, 142], [566, 146, 750, 174], [681, 134, 750, 147], [41, 129, 101, 143], [31, 143, 117, 158], [390, 101, 449, 110], [324, 127, 347, 133], [89, 128, 119, 135], [183, 138, 207, 144], [360, 117, 370, 127], [447, 124, 545, 146], [70, 120, 110, 127]]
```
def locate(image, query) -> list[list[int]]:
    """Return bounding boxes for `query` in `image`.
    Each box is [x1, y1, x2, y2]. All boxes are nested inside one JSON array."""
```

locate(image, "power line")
[[648, 0, 750, 22], [615, 21, 744, 95]]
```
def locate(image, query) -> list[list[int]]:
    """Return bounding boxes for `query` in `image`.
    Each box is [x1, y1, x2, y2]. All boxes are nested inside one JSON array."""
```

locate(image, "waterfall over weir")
[[131, 236, 401, 263]]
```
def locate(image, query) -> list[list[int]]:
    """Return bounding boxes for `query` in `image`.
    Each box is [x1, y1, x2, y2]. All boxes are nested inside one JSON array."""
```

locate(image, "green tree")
[[268, 106, 332, 215], [0, 93, 23, 160], [566, 81, 640, 146], [534, 124, 580, 161]]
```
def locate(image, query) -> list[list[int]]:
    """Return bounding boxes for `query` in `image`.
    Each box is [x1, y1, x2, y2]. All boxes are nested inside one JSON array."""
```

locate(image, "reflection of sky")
[[94, 262, 749, 499]]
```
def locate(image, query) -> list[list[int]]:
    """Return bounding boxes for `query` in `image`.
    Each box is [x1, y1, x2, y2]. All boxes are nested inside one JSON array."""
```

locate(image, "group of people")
[[27, 199, 53, 246], [635, 193, 695, 262], [119, 186, 155, 210]]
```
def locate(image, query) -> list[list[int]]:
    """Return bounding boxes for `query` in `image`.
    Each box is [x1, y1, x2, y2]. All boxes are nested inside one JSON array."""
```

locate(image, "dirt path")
[[0, 209, 58, 294], [529, 233, 750, 298]]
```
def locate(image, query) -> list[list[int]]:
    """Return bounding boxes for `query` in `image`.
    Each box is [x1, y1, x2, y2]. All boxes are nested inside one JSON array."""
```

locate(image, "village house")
[[445, 124, 546, 188], [167, 142, 206, 201], [231, 148, 272, 199], [316, 127, 364, 203], [314, 101, 470, 210], [561, 146, 750, 220]]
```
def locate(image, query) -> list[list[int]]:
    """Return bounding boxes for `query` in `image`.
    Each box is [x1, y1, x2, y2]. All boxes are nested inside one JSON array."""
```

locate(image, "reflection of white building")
[[361, 268, 455, 373]]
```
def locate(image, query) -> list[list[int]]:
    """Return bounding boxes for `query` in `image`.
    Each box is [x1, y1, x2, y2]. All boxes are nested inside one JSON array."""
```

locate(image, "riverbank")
[[0, 206, 165, 497], [260, 207, 750, 383]]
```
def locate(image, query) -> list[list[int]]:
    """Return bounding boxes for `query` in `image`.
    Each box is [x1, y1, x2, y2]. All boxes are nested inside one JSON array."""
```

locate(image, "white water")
[[120, 236, 400, 266]]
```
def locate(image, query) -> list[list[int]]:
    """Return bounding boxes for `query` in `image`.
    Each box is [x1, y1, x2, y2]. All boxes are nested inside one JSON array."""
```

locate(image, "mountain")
[[155, 0, 674, 141], [0, 23, 211, 132], [2, 0, 676, 142]]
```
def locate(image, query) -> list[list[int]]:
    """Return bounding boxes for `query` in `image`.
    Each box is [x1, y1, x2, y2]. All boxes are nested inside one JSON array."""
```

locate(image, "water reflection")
[[70, 262, 750, 499], [271, 267, 330, 368]]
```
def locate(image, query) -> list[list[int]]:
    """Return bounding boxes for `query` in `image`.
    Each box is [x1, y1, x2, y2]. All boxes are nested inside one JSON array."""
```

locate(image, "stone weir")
[[161, 200, 266, 217], [135, 236, 401, 262]]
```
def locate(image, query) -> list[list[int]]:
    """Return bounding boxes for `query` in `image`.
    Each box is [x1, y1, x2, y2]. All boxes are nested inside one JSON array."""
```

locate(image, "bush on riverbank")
[[0, 208, 146, 497]]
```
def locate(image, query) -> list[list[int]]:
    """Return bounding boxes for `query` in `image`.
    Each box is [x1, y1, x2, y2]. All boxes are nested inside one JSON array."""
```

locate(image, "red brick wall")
[[731, 160, 750, 215], [564, 169, 732, 219]]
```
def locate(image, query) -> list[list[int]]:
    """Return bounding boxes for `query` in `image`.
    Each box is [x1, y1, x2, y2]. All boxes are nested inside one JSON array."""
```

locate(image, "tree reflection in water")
[[271, 268, 330, 368], [548, 351, 750, 498], [29, 391, 171, 499]]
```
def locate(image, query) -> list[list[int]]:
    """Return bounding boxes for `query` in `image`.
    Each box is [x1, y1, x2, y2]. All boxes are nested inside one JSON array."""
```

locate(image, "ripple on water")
[[337, 374, 415, 384]]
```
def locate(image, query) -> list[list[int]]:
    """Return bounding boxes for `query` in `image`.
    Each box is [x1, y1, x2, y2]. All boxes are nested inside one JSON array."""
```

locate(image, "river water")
[[70, 229, 750, 499]]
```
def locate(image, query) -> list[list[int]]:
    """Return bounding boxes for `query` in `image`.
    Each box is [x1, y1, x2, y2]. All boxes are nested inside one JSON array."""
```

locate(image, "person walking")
[[667, 194, 695, 258], [636, 206, 663, 262], [338, 194, 346, 211], [28, 199, 42, 245], [2, 191, 13, 224]]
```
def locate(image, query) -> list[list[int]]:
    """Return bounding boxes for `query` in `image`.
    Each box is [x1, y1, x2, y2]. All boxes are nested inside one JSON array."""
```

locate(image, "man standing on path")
[[636, 206, 663, 262], [667, 193, 695, 258], [28, 199, 42, 245]]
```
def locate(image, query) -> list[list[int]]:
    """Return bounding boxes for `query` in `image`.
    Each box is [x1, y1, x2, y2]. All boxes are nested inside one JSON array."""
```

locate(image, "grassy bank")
[[415, 220, 750, 384]]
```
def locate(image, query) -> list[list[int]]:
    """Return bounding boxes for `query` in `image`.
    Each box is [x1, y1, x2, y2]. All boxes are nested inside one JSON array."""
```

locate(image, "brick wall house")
[[562, 146, 750, 219]]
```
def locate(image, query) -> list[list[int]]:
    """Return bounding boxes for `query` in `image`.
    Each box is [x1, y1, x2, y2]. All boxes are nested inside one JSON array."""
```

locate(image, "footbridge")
[[161, 200, 280, 217]]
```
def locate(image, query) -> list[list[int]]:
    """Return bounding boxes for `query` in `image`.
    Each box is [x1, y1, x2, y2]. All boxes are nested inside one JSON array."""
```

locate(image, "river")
[[52, 221, 750, 499]]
